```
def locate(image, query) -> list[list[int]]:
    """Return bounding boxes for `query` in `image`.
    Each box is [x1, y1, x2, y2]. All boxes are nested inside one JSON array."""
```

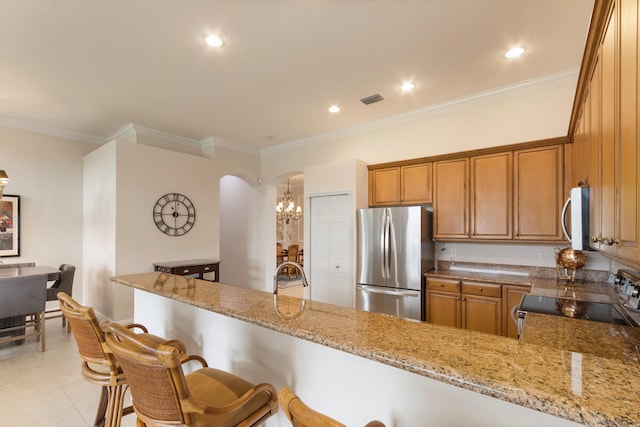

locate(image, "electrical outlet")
[[451, 248, 457, 256], [538, 251, 546, 261]]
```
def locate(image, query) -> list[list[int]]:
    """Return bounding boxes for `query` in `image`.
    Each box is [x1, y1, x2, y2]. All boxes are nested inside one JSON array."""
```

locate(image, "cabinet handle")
[[591, 236, 602, 243], [603, 237, 615, 246], [478, 287, 483, 292]]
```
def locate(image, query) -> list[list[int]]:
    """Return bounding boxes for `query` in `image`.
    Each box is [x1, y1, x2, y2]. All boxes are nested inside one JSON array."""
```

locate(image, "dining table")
[[0, 265, 60, 350]]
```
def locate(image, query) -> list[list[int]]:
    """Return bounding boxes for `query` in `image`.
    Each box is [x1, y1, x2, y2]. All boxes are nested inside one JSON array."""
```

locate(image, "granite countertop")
[[112, 272, 640, 427]]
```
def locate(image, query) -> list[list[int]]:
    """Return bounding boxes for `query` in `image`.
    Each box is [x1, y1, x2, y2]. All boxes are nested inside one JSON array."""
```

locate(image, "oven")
[[515, 269, 640, 337]]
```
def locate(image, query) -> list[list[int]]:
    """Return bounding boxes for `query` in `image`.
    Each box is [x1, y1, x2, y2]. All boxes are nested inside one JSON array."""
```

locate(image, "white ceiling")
[[0, 1, 594, 151]]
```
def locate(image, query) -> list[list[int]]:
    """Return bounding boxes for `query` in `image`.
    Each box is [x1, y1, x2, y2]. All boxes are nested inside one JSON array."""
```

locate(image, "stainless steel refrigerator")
[[356, 206, 434, 321]]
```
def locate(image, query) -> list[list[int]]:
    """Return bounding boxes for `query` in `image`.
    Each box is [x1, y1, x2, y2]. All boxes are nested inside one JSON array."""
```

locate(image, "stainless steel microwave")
[[561, 187, 590, 250]]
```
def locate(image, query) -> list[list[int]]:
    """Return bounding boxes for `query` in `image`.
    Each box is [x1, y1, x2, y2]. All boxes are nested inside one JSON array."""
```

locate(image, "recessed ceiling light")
[[401, 82, 415, 92], [329, 105, 340, 113], [204, 34, 224, 48], [264, 136, 273, 141], [504, 47, 525, 59]]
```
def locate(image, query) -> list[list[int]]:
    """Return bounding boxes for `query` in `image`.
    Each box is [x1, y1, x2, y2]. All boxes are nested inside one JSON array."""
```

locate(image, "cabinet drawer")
[[426, 278, 460, 292], [462, 282, 501, 298]]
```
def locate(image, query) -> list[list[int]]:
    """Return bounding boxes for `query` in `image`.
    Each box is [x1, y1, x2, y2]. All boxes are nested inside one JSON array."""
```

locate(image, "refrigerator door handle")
[[383, 209, 390, 279], [387, 211, 399, 287], [359, 286, 419, 297]]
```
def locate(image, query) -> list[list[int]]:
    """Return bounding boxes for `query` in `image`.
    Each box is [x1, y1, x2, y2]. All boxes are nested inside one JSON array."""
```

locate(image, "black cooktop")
[[519, 294, 637, 326]]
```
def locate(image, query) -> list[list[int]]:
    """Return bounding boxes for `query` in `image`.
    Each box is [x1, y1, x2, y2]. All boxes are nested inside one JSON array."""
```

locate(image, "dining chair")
[[101, 320, 278, 427], [45, 263, 75, 328], [277, 242, 285, 266], [0, 274, 47, 351], [58, 292, 164, 427], [279, 388, 385, 427], [286, 245, 300, 278]]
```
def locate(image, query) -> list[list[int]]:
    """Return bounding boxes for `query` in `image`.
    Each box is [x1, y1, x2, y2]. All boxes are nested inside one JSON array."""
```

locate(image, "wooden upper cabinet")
[[572, 99, 590, 188], [369, 167, 400, 206], [615, 0, 639, 262], [600, 2, 617, 255], [513, 145, 565, 241], [589, 52, 603, 251], [433, 158, 469, 239], [470, 152, 512, 239], [401, 163, 432, 205], [369, 163, 432, 206]]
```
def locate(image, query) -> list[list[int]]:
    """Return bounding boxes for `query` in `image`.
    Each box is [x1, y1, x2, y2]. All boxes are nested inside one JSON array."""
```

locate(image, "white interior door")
[[310, 194, 352, 307]]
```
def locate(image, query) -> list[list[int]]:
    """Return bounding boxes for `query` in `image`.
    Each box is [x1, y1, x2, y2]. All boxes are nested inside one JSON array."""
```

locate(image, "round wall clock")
[[153, 193, 196, 236]]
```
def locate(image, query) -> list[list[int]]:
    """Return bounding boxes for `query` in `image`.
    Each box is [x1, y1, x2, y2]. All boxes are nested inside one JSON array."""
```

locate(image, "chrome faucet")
[[273, 261, 309, 319], [273, 261, 309, 294]]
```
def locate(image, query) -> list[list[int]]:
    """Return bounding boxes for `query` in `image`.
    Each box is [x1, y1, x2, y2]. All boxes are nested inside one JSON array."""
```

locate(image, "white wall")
[[220, 175, 265, 288], [0, 125, 96, 302], [83, 142, 117, 315]]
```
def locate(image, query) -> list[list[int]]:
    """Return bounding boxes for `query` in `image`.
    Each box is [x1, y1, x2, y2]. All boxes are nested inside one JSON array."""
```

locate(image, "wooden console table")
[[153, 259, 220, 282]]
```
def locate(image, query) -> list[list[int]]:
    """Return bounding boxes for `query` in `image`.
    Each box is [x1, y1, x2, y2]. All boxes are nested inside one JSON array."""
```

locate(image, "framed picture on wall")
[[0, 195, 20, 257]]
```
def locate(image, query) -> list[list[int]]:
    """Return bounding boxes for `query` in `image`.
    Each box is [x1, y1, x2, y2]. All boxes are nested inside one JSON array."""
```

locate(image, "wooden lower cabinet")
[[425, 278, 461, 327], [426, 279, 503, 336]]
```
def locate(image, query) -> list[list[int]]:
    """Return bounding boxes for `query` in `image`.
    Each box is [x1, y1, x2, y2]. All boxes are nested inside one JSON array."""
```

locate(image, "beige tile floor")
[[0, 319, 136, 427]]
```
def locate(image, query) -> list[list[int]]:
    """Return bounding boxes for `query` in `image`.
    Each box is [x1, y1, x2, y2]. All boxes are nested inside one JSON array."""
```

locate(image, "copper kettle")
[[554, 247, 587, 270]]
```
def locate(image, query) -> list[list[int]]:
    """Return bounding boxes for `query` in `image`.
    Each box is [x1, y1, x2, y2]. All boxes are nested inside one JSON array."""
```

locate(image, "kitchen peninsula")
[[112, 272, 639, 427]]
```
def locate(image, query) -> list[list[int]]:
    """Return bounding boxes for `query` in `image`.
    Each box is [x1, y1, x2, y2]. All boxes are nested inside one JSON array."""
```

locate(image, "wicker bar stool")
[[58, 292, 164, 427], [101, 321, 278, 427], [279, 388, 385, 427]]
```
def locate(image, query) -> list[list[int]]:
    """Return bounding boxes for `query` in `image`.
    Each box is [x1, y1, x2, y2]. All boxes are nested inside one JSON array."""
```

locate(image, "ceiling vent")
[[360, 93, 384, 105]]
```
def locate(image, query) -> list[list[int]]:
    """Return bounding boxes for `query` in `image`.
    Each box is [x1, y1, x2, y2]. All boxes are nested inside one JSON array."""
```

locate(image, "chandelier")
[[276, 179, 302, 224]]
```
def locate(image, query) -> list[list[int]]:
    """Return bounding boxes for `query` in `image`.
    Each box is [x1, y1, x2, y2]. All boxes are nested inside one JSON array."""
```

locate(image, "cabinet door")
[[513, 145, 565, 241], [434, 158, 469, 239], [470, 152, 512, 239], [572, 97, 590, 188], [589, 51, 603, 250], [502, 285, 531, 339], [401, 163, 432, 205], [461, 294, 502, 336], [616, 0, 640, 261], [426, 290, 460, 328], [600, 3, 617, 255], [369, 167, 400, 206]]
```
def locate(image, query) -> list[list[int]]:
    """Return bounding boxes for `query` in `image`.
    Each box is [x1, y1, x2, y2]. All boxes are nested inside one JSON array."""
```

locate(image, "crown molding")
[[0, 115, 106, 144], [108, 123, 204, 149], [261, 68, 579, 155], [201, 136, 260, 155]]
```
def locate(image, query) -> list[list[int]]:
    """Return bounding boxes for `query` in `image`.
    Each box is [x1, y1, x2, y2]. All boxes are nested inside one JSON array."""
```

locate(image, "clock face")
[[153, 193, 196, 236]]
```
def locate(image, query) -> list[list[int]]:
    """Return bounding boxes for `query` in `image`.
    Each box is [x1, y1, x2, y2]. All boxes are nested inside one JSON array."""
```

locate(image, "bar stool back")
[[58, 292, 156, 427], [279, 388, 385, 427], [101, 321, 278, 427]]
